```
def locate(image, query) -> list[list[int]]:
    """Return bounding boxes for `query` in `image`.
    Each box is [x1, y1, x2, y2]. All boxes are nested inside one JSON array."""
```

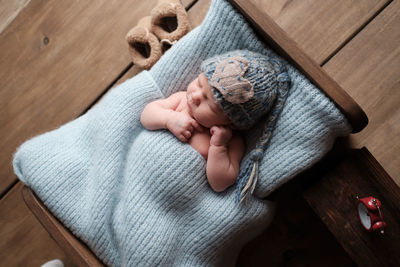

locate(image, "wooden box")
[[22, 0, 377, 266]]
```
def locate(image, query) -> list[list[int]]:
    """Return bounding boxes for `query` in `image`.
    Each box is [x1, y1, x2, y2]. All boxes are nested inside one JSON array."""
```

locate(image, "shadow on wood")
[[21, 186, 104, 267]]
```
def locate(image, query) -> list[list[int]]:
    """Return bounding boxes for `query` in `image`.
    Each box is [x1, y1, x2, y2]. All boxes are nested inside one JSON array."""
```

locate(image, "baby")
[[140, 50, 290, 195], [141, 71, 244, 192]]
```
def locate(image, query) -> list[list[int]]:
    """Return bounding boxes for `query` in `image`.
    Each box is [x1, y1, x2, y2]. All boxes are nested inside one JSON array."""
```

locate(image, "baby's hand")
[[167, 112, 203, 142], [210, 126, 232, 146]]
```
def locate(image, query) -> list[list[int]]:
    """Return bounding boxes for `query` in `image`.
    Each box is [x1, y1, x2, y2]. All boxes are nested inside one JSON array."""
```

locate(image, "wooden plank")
[[184, 0, 211, 27], [13, 2, 354, 265], [0, 0, 196, 196], [0, 1, 394, 266], [0, 0, 30, 33], [303, 148, 400, 266], [323, 0, 400, 186], [229, 0, 368, 133], [22, 185, 104, 266], [20, 175, 355, 267], [0, 2, 207, 266], [249, 0, 389, 65], [237, 192, 354, 266], [0, 182, 74, 267]]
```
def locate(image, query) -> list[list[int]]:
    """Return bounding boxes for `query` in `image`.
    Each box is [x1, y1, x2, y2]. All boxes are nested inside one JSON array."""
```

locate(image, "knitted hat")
[[201, 50, 291, 203]]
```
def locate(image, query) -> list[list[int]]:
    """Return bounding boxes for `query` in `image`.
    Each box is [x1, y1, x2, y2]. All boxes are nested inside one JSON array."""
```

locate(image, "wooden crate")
[[21, 0, 377, 266]]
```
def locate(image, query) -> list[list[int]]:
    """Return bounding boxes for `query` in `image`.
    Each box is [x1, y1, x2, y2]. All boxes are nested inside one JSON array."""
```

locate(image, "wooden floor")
[[0, 0, 399, 266]]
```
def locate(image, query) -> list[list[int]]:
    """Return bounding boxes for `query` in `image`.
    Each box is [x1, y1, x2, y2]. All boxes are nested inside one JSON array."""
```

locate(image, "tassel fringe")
[[239, 161, 259, 203], [236, 75, 291, 205]]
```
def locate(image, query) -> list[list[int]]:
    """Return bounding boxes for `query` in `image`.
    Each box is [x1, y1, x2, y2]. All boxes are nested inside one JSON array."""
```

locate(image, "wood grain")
[[237, 192, 354, 267], [22, 185, 104, 266], [0, 182, 74, 267], [324, 0, 400, 186], [303, 148, 400, 267], [0, 1, 208, 266], [15, 1, 358, 265], [0, 0, 196, 197], [249, 0, 389, 65], [2, 0, 398, 265], [0, 0, 30, 33], [184, 0, 211, 27], [229, 0, 368, 133]]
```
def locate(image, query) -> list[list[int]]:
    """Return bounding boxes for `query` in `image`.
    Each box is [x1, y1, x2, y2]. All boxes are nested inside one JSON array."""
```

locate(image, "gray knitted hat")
[[201, 50, 291, 202], [201, 50, 290, 130]]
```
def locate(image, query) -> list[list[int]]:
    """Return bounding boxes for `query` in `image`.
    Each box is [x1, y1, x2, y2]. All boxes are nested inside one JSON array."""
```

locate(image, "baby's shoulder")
[[158, 91, 187, 110], [169, 91, 188, 112]]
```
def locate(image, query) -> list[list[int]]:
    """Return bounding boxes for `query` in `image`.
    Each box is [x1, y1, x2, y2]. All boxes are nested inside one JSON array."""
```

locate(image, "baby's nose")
[[191, 91, 202, 105]]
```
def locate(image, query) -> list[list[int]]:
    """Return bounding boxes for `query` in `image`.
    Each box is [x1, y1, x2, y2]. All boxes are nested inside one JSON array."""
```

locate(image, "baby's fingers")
[[210, 126, 220, 135], [191, 120, 203, 132], [183, 130, 192, 139], [178, 134, 188, 142]]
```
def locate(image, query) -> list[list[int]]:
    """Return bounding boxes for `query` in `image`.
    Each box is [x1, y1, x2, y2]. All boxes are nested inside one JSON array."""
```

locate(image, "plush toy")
[[125, 16, 162, 70], [151, 0, 191, 45], [126, 0, 191, 70]]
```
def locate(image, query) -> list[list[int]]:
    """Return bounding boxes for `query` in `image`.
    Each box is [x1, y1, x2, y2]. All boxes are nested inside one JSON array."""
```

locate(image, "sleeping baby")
[[141, 50, 290, 197]]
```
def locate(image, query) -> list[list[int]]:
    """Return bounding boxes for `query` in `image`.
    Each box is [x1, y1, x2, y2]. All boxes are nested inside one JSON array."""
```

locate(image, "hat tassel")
[[240, 160, 259, 203], [235, 61, 291, 204]]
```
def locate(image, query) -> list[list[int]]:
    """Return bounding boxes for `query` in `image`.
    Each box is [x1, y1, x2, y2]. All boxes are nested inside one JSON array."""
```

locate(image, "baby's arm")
[[206, 126, 245, 192], [140, 92, 202, 142]]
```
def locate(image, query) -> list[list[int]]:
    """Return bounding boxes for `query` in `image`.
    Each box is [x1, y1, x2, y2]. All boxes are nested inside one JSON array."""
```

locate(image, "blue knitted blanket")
[[13, 1, 351, 266]]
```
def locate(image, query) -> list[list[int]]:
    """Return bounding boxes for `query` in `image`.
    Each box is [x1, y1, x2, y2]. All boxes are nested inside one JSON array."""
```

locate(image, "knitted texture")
[[149, 0, 351, 198], [201, 50, 291, 201], [14, 71, 274, 266], [13, 0, 351, 266], [201, 50, 290, 130]]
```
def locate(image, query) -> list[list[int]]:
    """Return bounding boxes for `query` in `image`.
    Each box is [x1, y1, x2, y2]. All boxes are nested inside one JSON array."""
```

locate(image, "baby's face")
[[186, 73, 230, 128]]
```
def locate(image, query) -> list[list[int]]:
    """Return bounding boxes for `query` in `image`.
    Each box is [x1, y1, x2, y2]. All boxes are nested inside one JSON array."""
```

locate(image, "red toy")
[[356, 196, 386, 234]]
